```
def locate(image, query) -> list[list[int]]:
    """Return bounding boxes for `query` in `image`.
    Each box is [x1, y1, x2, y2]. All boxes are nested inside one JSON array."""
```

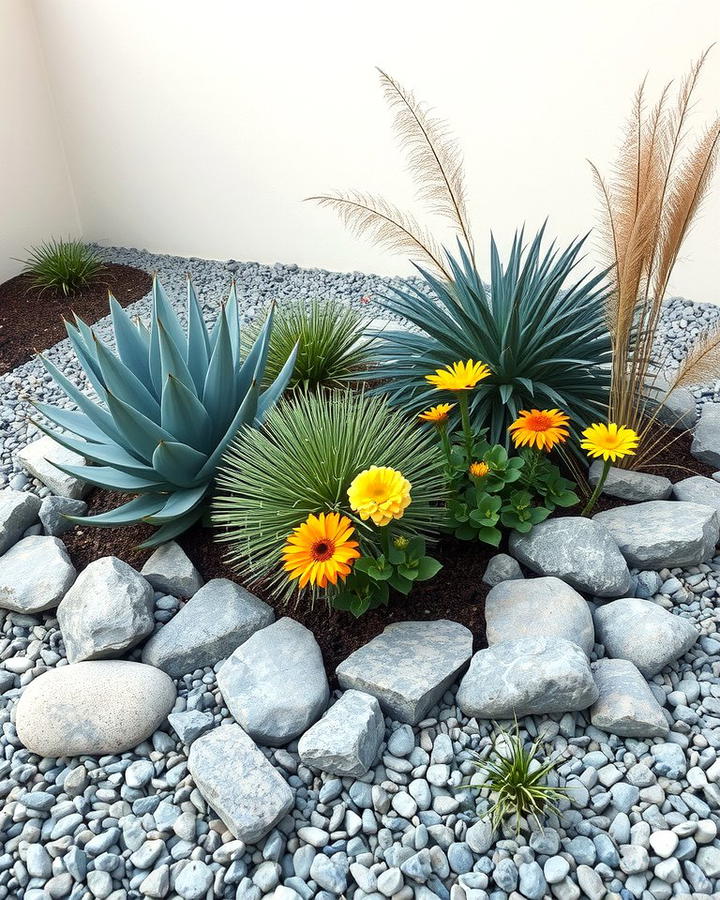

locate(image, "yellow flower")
[[347, 466, 412, 527], [418, 403, 455, 424], [425, 360, 491, 392], [580, 422, 639, 463], [282, 512, 360, 589], [469, 461, 490, 478], [508, 408, 570, 452]]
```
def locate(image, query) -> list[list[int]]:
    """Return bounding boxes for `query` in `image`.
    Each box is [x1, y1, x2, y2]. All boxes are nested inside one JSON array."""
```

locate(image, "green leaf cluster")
[[20, 238, 105, 297], [33, 279, 296, 547]]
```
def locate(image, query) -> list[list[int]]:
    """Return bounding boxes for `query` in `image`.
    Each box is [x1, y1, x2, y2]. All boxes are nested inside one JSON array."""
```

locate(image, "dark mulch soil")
[[0, 264, 152, 373], [59, 419, 710, 679]]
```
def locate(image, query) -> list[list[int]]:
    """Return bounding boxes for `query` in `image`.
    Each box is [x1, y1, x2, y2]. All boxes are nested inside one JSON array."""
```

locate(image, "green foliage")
[[463, 722, 569, 834], [369, 226, 612, 444], [334, 533, 442, 617], [32, 278, 296, 548], [243, 298, 374, 389], [21, 238, 104, 296], [212, 390, 446, 602]]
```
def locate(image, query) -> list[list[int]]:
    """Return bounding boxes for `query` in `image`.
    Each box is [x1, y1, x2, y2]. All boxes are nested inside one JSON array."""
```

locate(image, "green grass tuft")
[[20, 238, 105, 297]]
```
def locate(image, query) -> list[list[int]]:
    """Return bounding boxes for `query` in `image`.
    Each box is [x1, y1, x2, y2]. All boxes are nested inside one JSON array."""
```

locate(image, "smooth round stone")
[[16, 661, 176, 756], [649, 830, 679, 858]]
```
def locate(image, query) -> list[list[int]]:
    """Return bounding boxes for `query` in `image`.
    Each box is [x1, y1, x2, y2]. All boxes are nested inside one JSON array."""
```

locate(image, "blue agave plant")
[[32, 278, 297, 548]]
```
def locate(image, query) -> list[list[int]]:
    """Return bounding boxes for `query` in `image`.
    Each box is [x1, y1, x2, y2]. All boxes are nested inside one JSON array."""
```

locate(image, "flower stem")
[[438, 422, 452, 466], [581, 458, 611, 517], [457, 391, 474, 463]]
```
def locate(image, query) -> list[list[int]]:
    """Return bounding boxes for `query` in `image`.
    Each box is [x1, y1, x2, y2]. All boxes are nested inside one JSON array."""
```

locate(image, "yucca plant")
[[21, 238, 105, 296], [372, 228, 612, 443], [590, 48, 719, 466], [243, 298, 375, 389], [212, 389, 445, 602], [463, 722, 569, 834], [31, 278, 297, 547]]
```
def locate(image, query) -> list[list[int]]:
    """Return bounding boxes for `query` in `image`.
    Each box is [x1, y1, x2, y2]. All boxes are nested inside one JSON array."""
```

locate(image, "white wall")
[[0, 0, 79, 283], [26, 0, 720, 301]]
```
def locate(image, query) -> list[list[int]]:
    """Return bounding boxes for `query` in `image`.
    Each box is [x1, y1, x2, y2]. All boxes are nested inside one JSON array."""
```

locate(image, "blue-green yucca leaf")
[[255, 340, 300, 424], [367, 227, 612, 444], [34, 278, 293, 542]]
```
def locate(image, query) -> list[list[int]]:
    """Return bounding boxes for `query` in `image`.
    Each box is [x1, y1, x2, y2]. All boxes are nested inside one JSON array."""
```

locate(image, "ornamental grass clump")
[[212, 390, 445, 616], [463, 723, 569, 834], [32, 278, 297, 547], [21, 238, 104, 296], [242, 297, 374, 390]]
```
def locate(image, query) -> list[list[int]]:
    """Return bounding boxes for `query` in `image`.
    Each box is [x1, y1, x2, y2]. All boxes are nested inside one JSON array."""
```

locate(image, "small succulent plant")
[[32, 278, 297, 547]]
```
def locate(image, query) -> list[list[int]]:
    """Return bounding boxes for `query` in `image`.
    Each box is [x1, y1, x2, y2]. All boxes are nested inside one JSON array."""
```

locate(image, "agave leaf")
[[202, 304, 236, 434], [186, 278, 210, 392], [161, 374, 213, 452], [110, 296, 152, 390], [152, 441, 208, 487], [225, 281, 241, 365], [31, 401, 109, 444], [143, 484, 208, 524], [51, 462, 172, 492], [158, 318, 196, 397], [30, 419, 156, 478], [65, 494, 167, 527], [148, 278, 187, 395], [65, 320, 107, 401], [93, 333, 160, 421], [255, 340, 299, 424], [136, 506, 205, 549], [105, 390, 175, 462], [196, 381, 259, 482]]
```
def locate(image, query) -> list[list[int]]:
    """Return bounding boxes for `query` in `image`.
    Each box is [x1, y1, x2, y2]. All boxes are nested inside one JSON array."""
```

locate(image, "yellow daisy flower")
[[508, 408, 570, 452], [418, 403, 455, 424], [469, 461, 490, 477], [347, 466, 412, 527], [282, 512, 360, 589], [425, 360, 491, 392], [580, 422, 639, 463]]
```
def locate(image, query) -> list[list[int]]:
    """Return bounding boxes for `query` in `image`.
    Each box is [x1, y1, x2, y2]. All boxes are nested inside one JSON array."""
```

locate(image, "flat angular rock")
[[336, 620, 473, 724], [485, 576, 594, 656], [0, 489, 41, 554], [0, 536, 76, 613], [590, 658, 669, 738], [593, 500, 720, 569], [140, 541, 204, 598], [456, 637, 598, 719], [509, 517, 630, 597], [482, 553, 523, 587], [593, 597, 697, 677], [588, 462, 672, 501], [16, 660, 176, 756], [39, 496, 87, 537], [57, 557, 154, 663], [673, 475, 720, 512], [168, 710, 215, 745], [15, 435, 88, 499], [188, 723, 293, 843], [298, 689, 384, 776], [142, 578, 274, 677], [218, 617, 329, 746], [691, 404, 720, 467]]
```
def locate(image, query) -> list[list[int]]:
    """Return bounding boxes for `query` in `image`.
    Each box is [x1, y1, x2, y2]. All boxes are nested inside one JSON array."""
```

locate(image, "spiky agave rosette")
[[31, 277, 297, 548]]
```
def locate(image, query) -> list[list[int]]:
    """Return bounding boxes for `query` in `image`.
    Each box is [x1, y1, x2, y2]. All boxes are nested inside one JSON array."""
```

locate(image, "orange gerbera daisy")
[[418, 403, 455, 424], [425, 360, 491, 392], [282, 512, 360, 589], [508, 408, 570, 451]]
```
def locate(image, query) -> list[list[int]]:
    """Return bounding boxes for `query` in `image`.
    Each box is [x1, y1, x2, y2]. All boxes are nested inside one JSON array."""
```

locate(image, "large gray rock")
[[485, 576, 594, 656], [456, 637, 598, 719], [217, 617, 329, 746], [38, 496, 87, 537], [57, 557, 154, 663], [188, 723, 293, 843], [508, 517, 630, 597], [593, 500, 720, 568], [590, 658, 669, 738], [16, 661, 176, 756], [588, 462, 672, 501], [482, 553, 524, 586], [336, 620, 473, 725], [0, 489, 41, 554], [140, 541, 204, 598], [673, 475, 720, 512], [593, 597, 698, 677], [15, 435, 88, 499], [142, 579, 274, 677], [691, 404, 720, 467], [298, 689, 384, 777], [0, 536, 76, 613]]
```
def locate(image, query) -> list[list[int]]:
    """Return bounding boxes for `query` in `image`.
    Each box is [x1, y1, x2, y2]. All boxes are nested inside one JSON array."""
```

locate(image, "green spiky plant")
[[463, 722, 569, 834], [31, 278, 297, 547], [21, 238, 105, 296], [243, 298, 375, 389], [212, 389, 445, 604]]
